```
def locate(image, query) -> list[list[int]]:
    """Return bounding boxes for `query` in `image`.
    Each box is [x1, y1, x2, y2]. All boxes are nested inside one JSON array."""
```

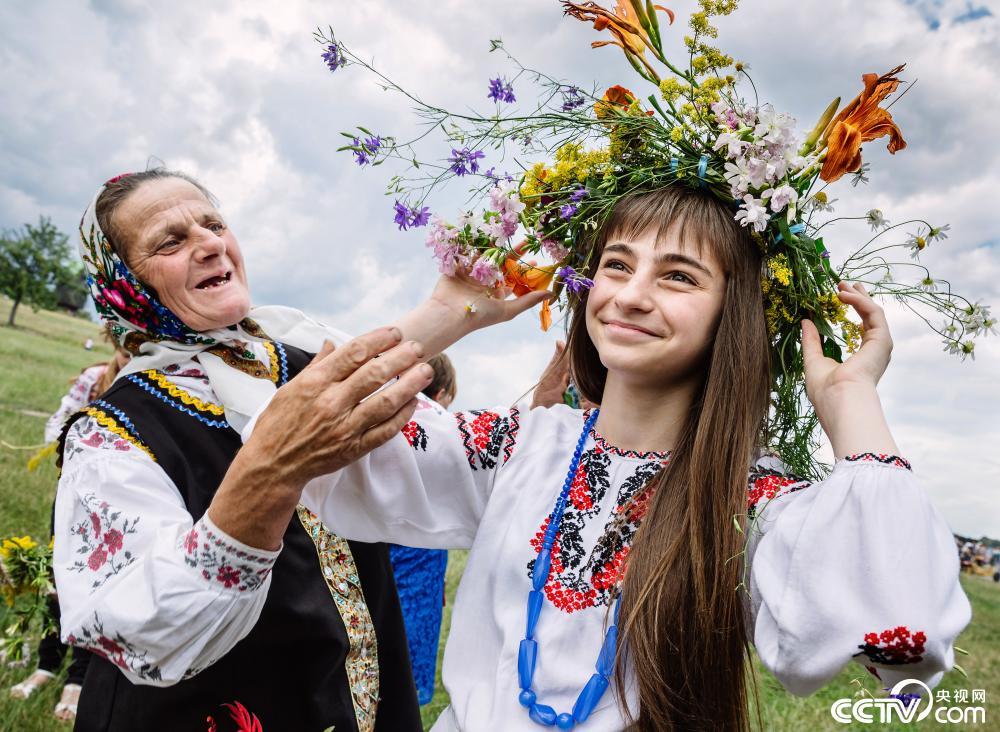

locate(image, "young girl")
[[248, 185, 970, 730]]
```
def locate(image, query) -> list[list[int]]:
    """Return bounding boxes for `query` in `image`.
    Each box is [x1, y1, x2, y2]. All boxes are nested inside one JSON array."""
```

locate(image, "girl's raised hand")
[[800, 281, 900, 458], [801, 281, 893, 406], [428, 256, 551, 330]]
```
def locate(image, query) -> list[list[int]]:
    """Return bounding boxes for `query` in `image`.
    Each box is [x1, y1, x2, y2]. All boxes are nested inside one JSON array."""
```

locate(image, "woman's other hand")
[[210, 326, 432, 549]]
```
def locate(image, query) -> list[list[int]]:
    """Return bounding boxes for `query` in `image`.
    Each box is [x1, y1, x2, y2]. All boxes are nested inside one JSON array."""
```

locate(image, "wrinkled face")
[[585, 224, 726, 389], [115, 178, 251, 332]]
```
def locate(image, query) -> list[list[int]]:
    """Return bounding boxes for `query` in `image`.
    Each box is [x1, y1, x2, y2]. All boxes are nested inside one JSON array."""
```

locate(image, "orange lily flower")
[[503, 243, 557, 331], [819, 64, 908, 183], [594, 85, 654, 119], [563, 1, 674, 57], [563, 1, 674, 81]]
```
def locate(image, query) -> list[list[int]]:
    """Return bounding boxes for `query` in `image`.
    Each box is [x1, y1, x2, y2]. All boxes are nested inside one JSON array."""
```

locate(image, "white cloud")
[[1, 0, 997, 537]]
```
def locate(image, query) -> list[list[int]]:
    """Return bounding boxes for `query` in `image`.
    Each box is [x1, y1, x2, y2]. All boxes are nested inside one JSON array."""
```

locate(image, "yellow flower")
[[767, 254, 793, 287]]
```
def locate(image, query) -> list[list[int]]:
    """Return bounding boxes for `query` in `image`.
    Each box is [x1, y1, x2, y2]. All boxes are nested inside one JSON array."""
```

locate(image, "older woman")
[[52, 169, 527, 731]]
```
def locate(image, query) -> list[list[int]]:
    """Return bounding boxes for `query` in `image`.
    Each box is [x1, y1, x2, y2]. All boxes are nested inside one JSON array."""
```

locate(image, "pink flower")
[[103, 529, 123, 555], [88, 547, 108, 570], [82, 432, 105, 448], [184, 530, 199, 555], [470, 258, 502, 287], [101, 287, 126, 310], [90, 512, 102, 539]]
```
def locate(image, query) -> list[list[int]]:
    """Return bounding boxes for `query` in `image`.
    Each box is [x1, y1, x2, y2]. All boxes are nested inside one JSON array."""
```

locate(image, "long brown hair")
[[566, 185, 771, 731]]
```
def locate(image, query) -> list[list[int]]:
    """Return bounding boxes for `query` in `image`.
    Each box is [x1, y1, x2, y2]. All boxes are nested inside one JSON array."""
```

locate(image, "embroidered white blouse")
[[53, 345, 283, 686], [277, 395, 972, 731]]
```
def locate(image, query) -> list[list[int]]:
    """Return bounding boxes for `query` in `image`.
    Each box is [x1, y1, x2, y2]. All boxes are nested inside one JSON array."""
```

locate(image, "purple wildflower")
[[394, 201, 431, 230], [487, 77, 516, 104], [821, 250, 831, 259], [393, 201, 410, 230], [560, 86, 585, 112], [353, 135, 381, 166], [556, 266, 594, 294], [570, 187, 588, 203], [559, 203, 578, 220], [321, 44, 346, 72], [449, 147, 486, 177], [409, 206, 431, 228], [352, 138, 369, 166]]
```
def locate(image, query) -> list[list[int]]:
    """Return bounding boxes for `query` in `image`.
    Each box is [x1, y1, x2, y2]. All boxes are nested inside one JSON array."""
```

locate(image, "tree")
[[0, 217, 76, 326]]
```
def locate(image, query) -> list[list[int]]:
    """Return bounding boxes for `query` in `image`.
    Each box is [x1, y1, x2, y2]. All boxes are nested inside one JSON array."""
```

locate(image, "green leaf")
[[952, 662, 968, 679]]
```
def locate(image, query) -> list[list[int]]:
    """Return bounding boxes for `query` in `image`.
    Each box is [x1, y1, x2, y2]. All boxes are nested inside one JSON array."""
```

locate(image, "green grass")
[[1, 296, 997, 731]]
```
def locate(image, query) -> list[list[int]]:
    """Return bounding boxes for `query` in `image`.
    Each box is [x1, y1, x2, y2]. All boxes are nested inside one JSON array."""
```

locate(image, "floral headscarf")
[[79, 174, 346, 430]]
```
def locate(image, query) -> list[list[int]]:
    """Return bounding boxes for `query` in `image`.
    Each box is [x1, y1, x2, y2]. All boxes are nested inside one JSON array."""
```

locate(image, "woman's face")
[[585, 224, 726, 390], [115, 177, 251, 332]]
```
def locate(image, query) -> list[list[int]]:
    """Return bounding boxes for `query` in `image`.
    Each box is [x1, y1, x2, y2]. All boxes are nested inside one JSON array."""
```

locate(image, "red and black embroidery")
[[67, 611, 162, 681], [402, 421, 428, 451], [455, 408, 519, 471], [526, 449, 663, 613], [503, 407, 520, 464], [854, 626, 926, 665], [746, 466, 811, 521], [844, 453, 912, 471]]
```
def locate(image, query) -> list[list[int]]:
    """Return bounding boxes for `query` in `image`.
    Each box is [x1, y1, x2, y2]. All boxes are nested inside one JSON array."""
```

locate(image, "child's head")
[[567, 184, 769, 404], [421, 352, 457, 408]]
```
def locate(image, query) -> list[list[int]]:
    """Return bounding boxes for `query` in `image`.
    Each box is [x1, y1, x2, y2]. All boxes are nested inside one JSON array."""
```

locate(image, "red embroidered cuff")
[[181, 515, 280, 593], [841, 453, 912, 471]]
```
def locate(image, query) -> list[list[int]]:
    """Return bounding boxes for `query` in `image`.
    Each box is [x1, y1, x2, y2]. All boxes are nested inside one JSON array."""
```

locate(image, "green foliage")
[[0, 218, 79, 327]]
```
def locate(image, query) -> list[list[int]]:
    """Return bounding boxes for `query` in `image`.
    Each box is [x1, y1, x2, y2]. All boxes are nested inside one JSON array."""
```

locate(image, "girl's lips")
[[604, 319, 659, 337]]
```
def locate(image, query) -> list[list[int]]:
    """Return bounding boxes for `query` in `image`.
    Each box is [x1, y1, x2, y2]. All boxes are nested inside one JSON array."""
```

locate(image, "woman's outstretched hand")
[[801, 281, 900, 458], [396, 258, 553, 361]]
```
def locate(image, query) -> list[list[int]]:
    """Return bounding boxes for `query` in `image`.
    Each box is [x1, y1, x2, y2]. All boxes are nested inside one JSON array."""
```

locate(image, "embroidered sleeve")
[[746, 453, 972, 697], [293, 396, 529, 550], [54, 416, 279, 687], [43, 365, 106, 444]]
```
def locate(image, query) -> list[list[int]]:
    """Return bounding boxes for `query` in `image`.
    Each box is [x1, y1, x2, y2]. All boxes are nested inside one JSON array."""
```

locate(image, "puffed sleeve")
[[43, 366, 105, 444], [53, 415, 280, 686], [745, 452, 972, 696], [284, 396, 529, 549]]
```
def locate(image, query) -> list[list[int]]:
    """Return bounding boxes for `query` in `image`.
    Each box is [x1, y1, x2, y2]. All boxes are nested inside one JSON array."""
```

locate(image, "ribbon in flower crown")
[[318, 0, 994, 477]]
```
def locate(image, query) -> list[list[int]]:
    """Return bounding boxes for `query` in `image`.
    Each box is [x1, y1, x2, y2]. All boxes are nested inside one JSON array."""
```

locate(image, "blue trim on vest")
[[123, 374, 231, 429]]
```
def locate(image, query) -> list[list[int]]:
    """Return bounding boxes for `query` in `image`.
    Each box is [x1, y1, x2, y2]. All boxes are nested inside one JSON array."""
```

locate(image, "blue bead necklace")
[[518, 408, 620, 729]]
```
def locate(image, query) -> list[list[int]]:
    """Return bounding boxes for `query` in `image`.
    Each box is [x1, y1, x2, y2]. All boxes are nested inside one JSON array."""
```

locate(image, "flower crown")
[[319, 0, 994, 477]]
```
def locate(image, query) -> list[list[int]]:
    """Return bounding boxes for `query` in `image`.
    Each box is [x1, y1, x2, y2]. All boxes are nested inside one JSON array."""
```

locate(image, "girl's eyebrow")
[[604, 242, 713, 277]]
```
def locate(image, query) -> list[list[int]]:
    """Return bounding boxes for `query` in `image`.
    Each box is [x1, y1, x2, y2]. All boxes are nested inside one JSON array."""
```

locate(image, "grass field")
[[1, 296, 997, 730]]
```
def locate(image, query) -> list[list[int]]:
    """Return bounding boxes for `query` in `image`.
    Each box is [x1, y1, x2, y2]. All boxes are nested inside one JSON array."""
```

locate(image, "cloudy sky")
[[2, 0, 997, 538]]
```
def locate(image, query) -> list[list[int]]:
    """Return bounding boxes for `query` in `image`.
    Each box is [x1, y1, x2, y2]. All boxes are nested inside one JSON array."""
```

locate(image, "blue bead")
[[518, 638, 538, 689], [529, 703, 557, 726], [526, 590, 544, 638], [518, 689, 537, 708], [572, 673, 610, 723], [556, 712, 575, 729], [533, 552, 551, 591], [596, 625, 617, 677]]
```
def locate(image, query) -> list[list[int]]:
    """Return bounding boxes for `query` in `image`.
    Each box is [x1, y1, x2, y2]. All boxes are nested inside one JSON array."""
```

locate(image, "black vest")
[[62, 343, 421, 732]]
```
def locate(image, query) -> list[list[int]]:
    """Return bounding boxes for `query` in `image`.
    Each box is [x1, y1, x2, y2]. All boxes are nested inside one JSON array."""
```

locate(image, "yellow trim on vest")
[[81, 407, 156, 462], [141, 370, 226, 416], [264, 341, 280, 384]]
